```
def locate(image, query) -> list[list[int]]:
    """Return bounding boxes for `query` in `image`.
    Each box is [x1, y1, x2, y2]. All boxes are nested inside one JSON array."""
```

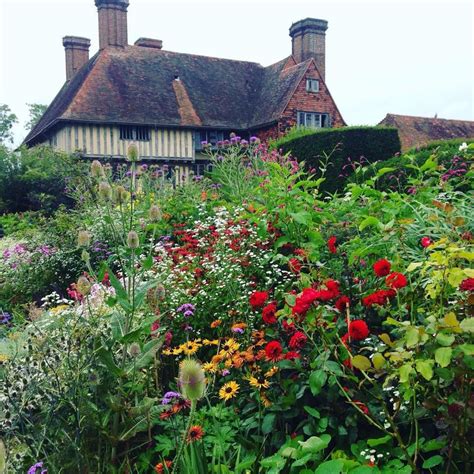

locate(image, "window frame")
[[119, 125, 151, 142], [297, 111, 330, 129], [306, 78, 320, 93]]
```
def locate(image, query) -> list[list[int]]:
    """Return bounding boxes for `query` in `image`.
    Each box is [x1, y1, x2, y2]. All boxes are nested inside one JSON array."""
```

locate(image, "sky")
[[0, 0, 473, 146]]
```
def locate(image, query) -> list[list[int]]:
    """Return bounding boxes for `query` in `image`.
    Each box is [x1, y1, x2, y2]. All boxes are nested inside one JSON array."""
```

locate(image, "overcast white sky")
[[0, 0, 473, 146]]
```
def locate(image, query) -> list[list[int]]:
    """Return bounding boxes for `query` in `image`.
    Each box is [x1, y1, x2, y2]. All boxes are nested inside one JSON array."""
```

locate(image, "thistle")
[[178, 359, 206, 402]]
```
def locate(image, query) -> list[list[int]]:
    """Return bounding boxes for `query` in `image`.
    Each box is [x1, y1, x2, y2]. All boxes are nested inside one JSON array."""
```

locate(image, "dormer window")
[[119, 125, 150, 141], [297, 112, 330, 128], [306, 78, 320, 93]]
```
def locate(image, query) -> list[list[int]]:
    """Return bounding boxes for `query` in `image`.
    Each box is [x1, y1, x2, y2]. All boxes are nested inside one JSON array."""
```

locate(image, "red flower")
[[352, 400, 369, 415], [328, 236, 337, 254], [155, 460, 173, 473], [289, 331, 307, 349], [187, 425, 204, 443], [265, 341, 283, 361], [373, 259, 391, 277], [288, 258, 302, 274], [262, 302, 278, 324], [325, 279, 340, 298], [341, 332, 350, 348], [285, 351, 301, 360], [348, 320, 369, 341], [460, 278, 474, 292], [386, 272, 407, 289], [249, 291, 269, 309], [420, 236, 432, 248], [362, 289, 396, 307], [282, 319, 296, 334], [335, 296, 350, 313]]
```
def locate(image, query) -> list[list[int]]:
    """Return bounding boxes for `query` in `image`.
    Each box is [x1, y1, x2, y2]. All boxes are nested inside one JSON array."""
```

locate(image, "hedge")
[[271, 126, 401, 194]]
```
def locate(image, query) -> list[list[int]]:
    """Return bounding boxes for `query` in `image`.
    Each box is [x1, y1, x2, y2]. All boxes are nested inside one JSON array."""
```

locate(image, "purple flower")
[[250, 136, 259, 143], [162, 391, 181, 405], [28, 462, 47, 474], [0, 311, 12, 325], [232, 327, 244, 334], [222, 369, 230, 376], [183, 310, 194, 318]]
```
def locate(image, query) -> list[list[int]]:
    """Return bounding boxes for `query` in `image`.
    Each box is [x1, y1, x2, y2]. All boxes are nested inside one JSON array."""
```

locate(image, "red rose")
[[373, 259, 391, 277], [262, 302, 278, 324], [249, 291, 269, 309], [282, 319, 296, 334], [386, 272, 407, 289], [289, 258, 302, 274], [420, 237, 432, 248], [325, 279, 340, 298], [335, 295, 350, 312], [460, 278, 474, 292], [328, 236, 337, 254], [289, 331, 307, 349], [348, 320, 369, 341], [265, 341, 283, 361], [362, 289, 396, 307]]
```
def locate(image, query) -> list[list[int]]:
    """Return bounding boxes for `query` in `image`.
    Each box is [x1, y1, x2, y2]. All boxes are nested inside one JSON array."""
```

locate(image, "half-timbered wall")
[[47, 124, 195, 160]]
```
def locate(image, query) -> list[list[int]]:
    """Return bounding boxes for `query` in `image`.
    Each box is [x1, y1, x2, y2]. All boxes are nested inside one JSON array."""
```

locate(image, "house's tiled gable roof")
[[379, 113, 474, 150], [26, 46, 314, 145]]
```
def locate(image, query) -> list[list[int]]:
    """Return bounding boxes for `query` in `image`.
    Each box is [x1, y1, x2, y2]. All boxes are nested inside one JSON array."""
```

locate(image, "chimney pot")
[[63, 36, 91, 81], [95, 0, 129, 49], [289, 18, 328, 81], [134, 38, 163, 49]]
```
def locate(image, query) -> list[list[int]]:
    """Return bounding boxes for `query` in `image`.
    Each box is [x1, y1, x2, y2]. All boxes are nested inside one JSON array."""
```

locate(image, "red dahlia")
[[328, 236, 337, 254], [265, 341, 283, 361], [348, 320, 369, 341], [249, 291, 269, 309], [335, 296, 350, 312], [285, 351, 301, 360], [262, 302, 278, 324], [373, 259, 391, 277], [289, 331, 307, 349], [386, 272, 408, 289]]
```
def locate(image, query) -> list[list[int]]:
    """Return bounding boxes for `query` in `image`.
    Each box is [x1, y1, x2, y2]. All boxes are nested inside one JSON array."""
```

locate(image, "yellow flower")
[[50, 304, 70, 315], [202, 362, 218, 373], [219, 381, 240, 401], [203, 339, 219, 346], [219, 338, 240, 358], [265, 366, 279, 378], [248, 375, 270, 390], [260, 391, 272, 407], [172, 347, 183, 356], [0, 354, 9, 363], [180, 341, 201, 356], [162, 348, 174, 356]]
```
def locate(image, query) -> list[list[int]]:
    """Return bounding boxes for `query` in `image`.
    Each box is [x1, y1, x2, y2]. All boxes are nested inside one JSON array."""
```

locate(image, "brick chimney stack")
[[63, 36, 91, 81], [289, 18, 328, 81], [95, 0, 129, 49]]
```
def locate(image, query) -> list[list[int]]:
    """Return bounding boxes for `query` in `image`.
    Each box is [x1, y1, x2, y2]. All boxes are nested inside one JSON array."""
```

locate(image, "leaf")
[[405, 327, 419, 347], [134, 337, 163, 369], [422, 455, 443, 469], [436, 332, 455, 347], [359, 216, 381, 232], [262, 413, 276, 434], [458, 343, 474, 356], [443, 312, 461, 333], [352, 355, 371, 371], [0, 439, 5, 474], [309, 370, 327, 396], [406, 262, 423, 272], [289, 211, 312, 226], [399, 364, 413, 383], [106, 268, 129, 302], [97, 347, 124, 377], [304, 406, 321, 419], [422, 439, 447, 452], [460, 317, 474, 333], [372, 353, 386, 370], [416, 360, 434, 381], [367, 435, 392, 447], [314, 459, 345, 473], [376, 167, 395, 177], [298, 434, 331, 454], [142, 254, 153, 270], [435, 347, 452, 368]]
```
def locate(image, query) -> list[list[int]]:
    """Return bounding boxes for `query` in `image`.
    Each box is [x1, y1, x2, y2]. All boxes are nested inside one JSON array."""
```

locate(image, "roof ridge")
[[386, 113, 474, 123]]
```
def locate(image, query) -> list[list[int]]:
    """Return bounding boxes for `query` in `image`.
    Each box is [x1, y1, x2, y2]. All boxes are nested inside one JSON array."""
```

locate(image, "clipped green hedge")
[[272, 126, 401, 194]]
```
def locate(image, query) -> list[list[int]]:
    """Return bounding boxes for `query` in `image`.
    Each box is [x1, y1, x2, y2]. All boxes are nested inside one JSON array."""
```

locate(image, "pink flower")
[[421, 237, 432, 248]]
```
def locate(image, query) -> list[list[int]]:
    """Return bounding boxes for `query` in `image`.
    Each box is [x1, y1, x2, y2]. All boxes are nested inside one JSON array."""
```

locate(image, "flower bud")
[[77, 230, 91, 247], [91, 160, 104, 178], [128, 343, 141, 357], [114, 185, 129, 204], [98, 182, 112, 201], [149, 205, 162, 222], [77, 276, 91, 296], [178, 359, 206, 402], [127, 144, 139, 162], [127, 230, 140, 249]]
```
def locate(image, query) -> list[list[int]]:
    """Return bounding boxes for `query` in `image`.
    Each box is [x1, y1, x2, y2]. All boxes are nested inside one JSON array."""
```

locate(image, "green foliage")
[[271, 126, 401, 194], [0, 104, 18, 145], [25, 103, 48, 131]]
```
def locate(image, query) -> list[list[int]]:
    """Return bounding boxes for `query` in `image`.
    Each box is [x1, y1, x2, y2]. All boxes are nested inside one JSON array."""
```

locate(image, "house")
[[24, 0, 345, 175], [379, 114, 474, 151]]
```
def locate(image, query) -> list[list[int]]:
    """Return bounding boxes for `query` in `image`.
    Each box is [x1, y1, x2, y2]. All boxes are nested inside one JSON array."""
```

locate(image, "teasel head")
[[77, 230, 91, 247], [77, 276, 92, 296], [114, 185, 129, 205], [128, 343, 141, 358], [178, 359, 206, 402], [98, 181, 112, 201], [91, 160, 104, 178], [127, 144, 139, 162], [127, 230, 140, 249], [149, 204, 162, 222]]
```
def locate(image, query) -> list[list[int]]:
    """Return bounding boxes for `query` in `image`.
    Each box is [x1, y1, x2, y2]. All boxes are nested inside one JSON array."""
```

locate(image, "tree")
[[25, 103, 48, 131], [0, 104, 18, 145]]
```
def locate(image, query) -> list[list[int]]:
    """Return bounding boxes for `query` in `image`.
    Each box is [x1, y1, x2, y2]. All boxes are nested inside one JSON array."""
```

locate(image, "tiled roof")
[[379, 113, 474, 151], [24, 46, 312, 145]]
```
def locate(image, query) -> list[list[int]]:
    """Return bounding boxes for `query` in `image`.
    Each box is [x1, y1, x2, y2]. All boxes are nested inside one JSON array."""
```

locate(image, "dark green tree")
[[0, 104, 18, 145], [25, 103, 48, 131]]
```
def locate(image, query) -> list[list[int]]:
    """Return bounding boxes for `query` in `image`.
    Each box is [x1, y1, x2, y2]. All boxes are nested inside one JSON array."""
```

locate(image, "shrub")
[[271, 126, 401, 193]]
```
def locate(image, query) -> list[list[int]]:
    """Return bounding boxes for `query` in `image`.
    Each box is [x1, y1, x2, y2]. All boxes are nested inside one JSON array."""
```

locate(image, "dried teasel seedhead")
[[91, 160, 105, 178], [98, 182, 112, 201], [178, 359, 206, 402], [127, 230, 140, 249], [77, 230, 91, 247]]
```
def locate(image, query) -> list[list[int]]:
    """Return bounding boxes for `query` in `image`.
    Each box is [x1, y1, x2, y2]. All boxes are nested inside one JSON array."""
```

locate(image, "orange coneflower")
[[187, 425, 204, 443], [210, 319, 222, 328]]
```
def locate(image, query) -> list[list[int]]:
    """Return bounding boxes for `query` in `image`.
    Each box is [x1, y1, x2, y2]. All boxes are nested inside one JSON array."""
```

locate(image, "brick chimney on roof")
[[63, 36, 91, 81], [289, 18, 328, 81], [95, 0, 129, 49]]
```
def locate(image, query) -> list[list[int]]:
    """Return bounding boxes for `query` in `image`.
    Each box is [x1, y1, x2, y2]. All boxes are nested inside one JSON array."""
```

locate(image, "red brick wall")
[[279, 61, 345, 133]]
